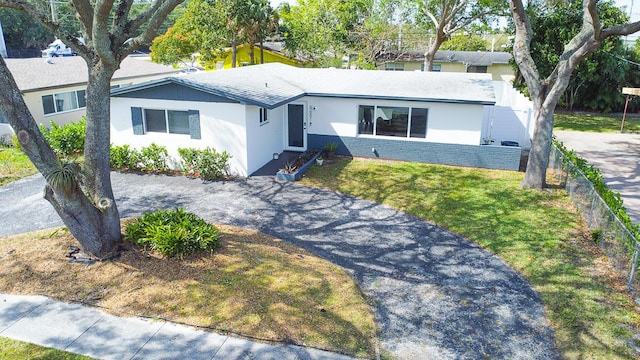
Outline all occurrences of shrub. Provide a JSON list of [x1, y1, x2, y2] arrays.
[[40, 118, 86, 156], [554, 138, 640, 241], [124, 208, 220, 258], [139, 143, 169, 172], [178, 147, 231, 180], [110, 144, 140, 170]]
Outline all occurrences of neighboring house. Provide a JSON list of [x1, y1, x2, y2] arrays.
[[211, 44, 301, 70], [0, 56, 179, 139], [377, 50, 514, 82], [111, 63, 526, 176]]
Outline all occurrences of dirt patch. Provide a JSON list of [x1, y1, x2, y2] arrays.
[[0, 225, 376, 357]]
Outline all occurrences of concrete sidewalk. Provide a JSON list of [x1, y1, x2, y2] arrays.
[[0, 293, 354, 360]]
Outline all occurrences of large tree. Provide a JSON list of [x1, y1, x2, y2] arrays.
[[279, 0, 372, 66], [511, 0, 640, 189], [0, 0, 185, 256], [151, 0, 275, 68], [417, 0, 506, 71], [512, 0, 630, 113]]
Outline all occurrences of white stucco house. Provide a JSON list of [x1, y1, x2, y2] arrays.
[[110, 63, 526, 176]]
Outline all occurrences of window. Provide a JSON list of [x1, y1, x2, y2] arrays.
[[467, 65, 487, 73], [259, 108, 268, 125], [0, 109, 7, 124], [431, 64, 442, 72], [358, 105, 428, 138], [384, 62, 404, 71], [144, 109, 190, 134], [42, 89, 86, 115]]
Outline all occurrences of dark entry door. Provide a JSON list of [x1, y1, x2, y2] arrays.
[[287, 104, 305, 150]]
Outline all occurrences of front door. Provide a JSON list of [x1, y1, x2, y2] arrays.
[[286, 103, 306, 151]]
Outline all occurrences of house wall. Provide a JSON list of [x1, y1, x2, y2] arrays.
[[212, 45, 299, 70], [481, 81, 533, 149], [308, 134, 521, 170], [245, 105, 285, 175], [304, 96, 483, 145], [300, 96, 522, 170], [0, 124, 12, 140], [25, 75, 172, 129], [111, 97, 250, 176]]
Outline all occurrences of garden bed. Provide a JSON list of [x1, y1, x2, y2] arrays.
[[276, 150, 323, 181]]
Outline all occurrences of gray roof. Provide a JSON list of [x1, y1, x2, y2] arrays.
[[5, 56, 179, 92], [111, 63, 496, 108], [380, 50, 512, 66]]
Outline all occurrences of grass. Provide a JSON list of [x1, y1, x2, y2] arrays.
[[0, 337, 93, 359], [300, 157, 640, 359], [0, 147, 37, 186], [554, 112, 640, 133], [0, 225, 376, 358]]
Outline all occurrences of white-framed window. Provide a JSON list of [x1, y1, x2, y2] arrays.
[[358, 105, 428, 138], [384, 62, 404, 71], [259, 108, 269, 125], [431, 64, 442, 72], [42, 89, 86, 115], [143, 108, 190, 134]]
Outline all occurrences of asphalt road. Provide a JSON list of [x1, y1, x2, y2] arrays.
[[554, 130, 640, 225]]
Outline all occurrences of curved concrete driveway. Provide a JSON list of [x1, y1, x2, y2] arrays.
[[0, 173, 559, 359]]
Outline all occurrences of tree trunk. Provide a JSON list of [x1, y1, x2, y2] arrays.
[[231, 37, 237, 68], [248, 44, 255, 64], [260, 36, 265, 64], [0, 56, 120, 257], [423, 33, 445, 72], [521, 94, 555, 189]]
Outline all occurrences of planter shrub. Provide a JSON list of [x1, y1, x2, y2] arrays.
[[124, 208, 220, 257], [40, 118, 86, 157], [178, 147, 231, 180]]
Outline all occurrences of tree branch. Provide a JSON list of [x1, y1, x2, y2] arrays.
[[120, 0, 185, 57], [510, 0, 541, 98]]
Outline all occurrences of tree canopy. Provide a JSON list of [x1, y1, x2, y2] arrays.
[[512, 0, 630, 113], [151, 0, 278, 68], [279, 0, 372, 66]]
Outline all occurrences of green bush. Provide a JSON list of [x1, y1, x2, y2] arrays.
[[110, 144, 140, 170], [554, 138, 640, 241], [40, 118, 86, 157], [178, 147, 231, 180], [124, 208, 220, 257], [139, 143, 169, 172], [110, 143, 168, 172]]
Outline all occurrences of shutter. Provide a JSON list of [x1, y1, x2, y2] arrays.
[[188, 110, 201, 139], [131, 107, 144, 135]]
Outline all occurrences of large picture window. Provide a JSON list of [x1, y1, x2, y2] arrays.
[[358, 105, 428, 138], [42, 89, 86, 115], [144, 109, 190, 134]]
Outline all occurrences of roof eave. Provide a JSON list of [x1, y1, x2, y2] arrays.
[[304, 92, 495, 106]]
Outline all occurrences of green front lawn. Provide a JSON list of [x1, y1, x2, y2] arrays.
[[301, 158, 640, 359], [554, 112, 640, 133], [0, 147, 37, 186], [0, 337, 92, 359]]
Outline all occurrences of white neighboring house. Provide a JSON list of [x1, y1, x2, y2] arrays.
[[0, 56, 179, 140], [111, 63, 527, 176]]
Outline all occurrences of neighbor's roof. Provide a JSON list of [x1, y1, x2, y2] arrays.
[[379, 50, 512, 66], [111, 62, 496, 109], [5, 56, 179, 93]]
